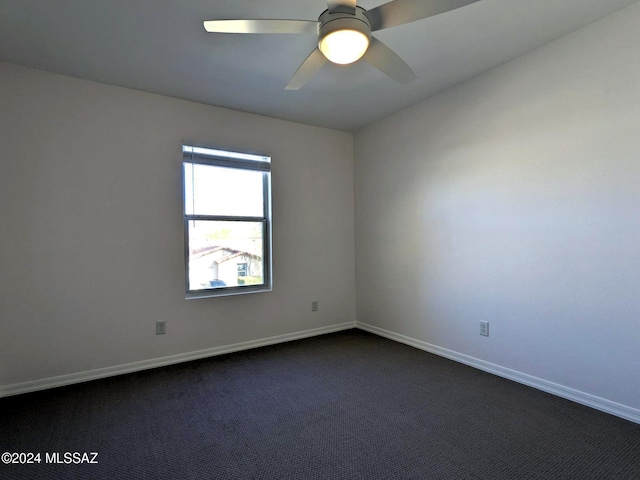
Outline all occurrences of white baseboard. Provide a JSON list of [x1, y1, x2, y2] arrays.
[[5, 320, 639, 425], [356, 321, 640, 425], [0, 321, 356, 398]]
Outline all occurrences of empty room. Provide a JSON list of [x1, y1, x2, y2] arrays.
[[1, 0, 639, 478]]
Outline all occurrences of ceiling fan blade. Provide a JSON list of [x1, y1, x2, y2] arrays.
[[364, 37, 416, 84], [366, 0, 480, 31], [285, 48, 328, 90], [204, 19, 318, 34], [327, 0, 357, 13]]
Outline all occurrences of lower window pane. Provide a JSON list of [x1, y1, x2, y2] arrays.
[[187, 220, 264, 291]]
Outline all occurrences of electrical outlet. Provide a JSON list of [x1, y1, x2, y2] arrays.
[[311, 300, 319, 312], [480, 321, 489, 337], [156, 321, 166, 335]]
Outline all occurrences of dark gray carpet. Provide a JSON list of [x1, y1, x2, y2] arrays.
[[1, 329, 639, 479]]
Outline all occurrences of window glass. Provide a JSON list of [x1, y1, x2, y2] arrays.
[[184, 163, 264, 217], [187, 220, 264, 291], [183, 144, 271, 298]]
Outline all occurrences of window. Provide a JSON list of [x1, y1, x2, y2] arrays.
[[183, 145, 272, 298], [237, 263, 248, 277]]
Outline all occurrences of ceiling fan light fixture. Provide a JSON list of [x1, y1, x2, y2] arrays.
[[205, 0, 483, 89], [317, 8, 372, 65], [319, 29, 370, 64]]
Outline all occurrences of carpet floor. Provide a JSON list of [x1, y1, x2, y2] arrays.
[[1, 329, 639, 479]]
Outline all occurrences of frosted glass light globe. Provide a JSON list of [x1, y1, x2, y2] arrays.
[[319, 29, 370, 65]]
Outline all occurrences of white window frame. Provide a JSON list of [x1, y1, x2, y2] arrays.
[[183, 144, 272, 299]]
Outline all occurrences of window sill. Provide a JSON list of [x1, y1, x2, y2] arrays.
[[185, 285, 272, 300]]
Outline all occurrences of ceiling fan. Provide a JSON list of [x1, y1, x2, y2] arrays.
[[204, 0, 480, 90]]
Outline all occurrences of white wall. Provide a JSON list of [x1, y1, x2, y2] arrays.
[[355, 3, 640, 414], [0, 62, 355, 387]]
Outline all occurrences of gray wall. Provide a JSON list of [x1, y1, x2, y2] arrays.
[[355, 4, 640, 412], [0, 62, 356, 386]]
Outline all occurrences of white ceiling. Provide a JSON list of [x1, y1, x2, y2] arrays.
[[1, 0, 638, 131]]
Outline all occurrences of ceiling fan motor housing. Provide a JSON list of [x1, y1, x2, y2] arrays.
[[318, 7, 372, 64]]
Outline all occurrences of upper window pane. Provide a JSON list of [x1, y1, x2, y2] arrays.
[[184, 163, 264, 217]]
